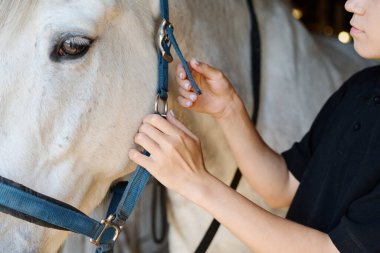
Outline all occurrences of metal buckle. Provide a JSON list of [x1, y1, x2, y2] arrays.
[[157, 19, 173, 63], [90, 215, 122, 247], [154, 94, 168, 117]]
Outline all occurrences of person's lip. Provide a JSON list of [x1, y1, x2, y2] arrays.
[[350, 24, 365, 35]]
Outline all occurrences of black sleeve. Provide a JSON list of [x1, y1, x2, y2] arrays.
[[281, 82, 349, 181], [329, 182, 380, 253]]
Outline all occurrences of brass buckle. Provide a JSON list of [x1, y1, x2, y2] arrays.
[[90, 215, 122, 247], [157, 19, 173, 63], [155, 94, 168, 117]]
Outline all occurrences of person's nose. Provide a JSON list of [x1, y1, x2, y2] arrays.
[[345, 0, 366, 15]]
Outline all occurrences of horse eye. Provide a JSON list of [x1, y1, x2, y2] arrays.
[[52, 35, 93, 61]]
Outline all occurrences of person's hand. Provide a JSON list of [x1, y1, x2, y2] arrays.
[[176, 59, 241, 119], [128, 111, 209, 196]]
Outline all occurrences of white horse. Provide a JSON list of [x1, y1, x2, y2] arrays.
[[0, 0, 373, 253]]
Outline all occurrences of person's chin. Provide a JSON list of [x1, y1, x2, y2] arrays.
[[353, 41, 380, 60]]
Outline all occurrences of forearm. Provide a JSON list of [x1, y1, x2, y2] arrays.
[[216, 95, 298, 207], [188, 174, 338, 253], [130, 108, 336, 253]]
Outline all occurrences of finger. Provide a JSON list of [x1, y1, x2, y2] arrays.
[[176, 63, 187, 80], [128, 149, 155, 171], [134, 132, 160, 155], [166, 110, 198, 140], [189, 58, 223, 81], [176, 77, 192, 91], [139, 123, 168, 145], [143, 114, 179, 136], [177, 96, 193, 109], [178, 87, 198, 102]]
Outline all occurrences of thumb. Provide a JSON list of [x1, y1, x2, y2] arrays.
[[167, 110, 198, 140], [189, 58, 222, 80]]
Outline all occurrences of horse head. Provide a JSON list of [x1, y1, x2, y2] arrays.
[[0, 1, 162, 251]]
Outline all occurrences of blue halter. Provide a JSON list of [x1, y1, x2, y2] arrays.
[[0, 1, 200, 252]]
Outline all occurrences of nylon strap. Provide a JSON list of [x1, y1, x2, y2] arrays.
[[167, 26, 201, 95], [0, 176, 104, 239], [157, 0, 170, 100], [113, 154, 151, 226]]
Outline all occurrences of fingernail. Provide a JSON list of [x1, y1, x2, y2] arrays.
[[184, 82, 190, 90], [169, 110, 175, 118], [185, 101, 192, 107], [190, 94, 197, 101], [179, 72, 185, 79]]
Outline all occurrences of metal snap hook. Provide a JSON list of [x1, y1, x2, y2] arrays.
[[157, 19, 173, 63]]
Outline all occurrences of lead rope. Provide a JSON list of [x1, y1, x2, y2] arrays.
[[195, 0, 261, 252]]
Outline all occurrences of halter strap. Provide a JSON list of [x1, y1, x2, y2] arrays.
[[0, 176, 105, 241]]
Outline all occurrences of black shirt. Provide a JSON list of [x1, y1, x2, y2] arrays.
[[282, 65, 380, 253]]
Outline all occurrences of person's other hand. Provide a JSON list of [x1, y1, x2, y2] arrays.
[[176, 59, 239, 119]]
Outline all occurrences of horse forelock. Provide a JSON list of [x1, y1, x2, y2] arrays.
[[0, 1, 38, 36]]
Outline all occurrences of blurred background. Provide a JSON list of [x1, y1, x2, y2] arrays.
[[290, 0, 353, 44]]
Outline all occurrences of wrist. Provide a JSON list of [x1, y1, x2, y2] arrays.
[[216, 94, 246, 123], [178, 171, 218, 205], [183, 172, 236, 214]]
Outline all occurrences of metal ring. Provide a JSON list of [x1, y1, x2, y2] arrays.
[[154, 94, 168, 117]]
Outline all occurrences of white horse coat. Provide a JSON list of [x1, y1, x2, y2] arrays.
[[0, 0, 373, 253]]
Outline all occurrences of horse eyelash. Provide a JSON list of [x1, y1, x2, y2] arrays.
[[66, 36, 92, 47], [50, 34, 93, 62]]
